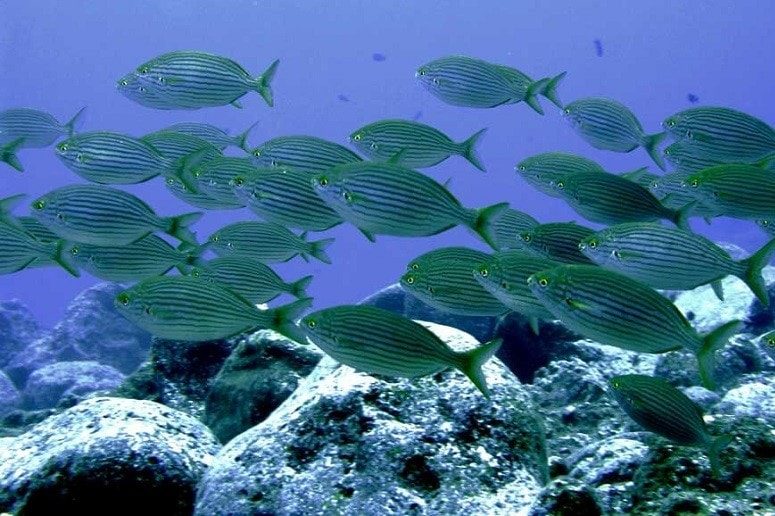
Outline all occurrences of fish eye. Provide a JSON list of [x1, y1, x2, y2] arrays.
[[211, 235, 219, 242], [664, 148, 671, 156], [253, 149, 262, 157], [166, 177, 175, 185], [70, 247, 79, 255], [138, 66, 149, 74], [318, 176, 329, 187], [119, 79, 128, 86], [521, 234, 532, 243], [690, 179, 699, 188], [418, 69, 427, 76], [556, 181, 564, 189], [588, 240, 597, 249], [306, 319, 317, 329], [538, 278, 549, 287], [563, 108, 571, 115], [192, 270, 200, 277], [343, 191, 353, 202], [650, 181, 659, 189], [353, 134, 362, 142], [405, 275, 415, 285], [117, 293, 130, 305], [410, 263, 419, 270], [57, 143, 68, 152], [32, 200, 46, 210], [518, 165, 526, 171], [479, 267, 489, 277], [233, 177, 244, 187], [667, 120, 675, 128]]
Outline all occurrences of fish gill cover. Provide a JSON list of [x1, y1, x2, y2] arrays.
[[0, 2, 773, 514]]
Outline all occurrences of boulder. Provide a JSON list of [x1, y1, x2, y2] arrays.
[[0, 371, 20, 417], [22, 361, 125, 410], [0, 397, 220, 515], [0, 299, 41, 369], [195, 322, 548, 515]]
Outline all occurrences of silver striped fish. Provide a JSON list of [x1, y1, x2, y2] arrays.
[[349, 119, 487, 171], [683, 164, 775, 220], [115, 276, 312, 342], [70, 234, 195, 282], [473, 250, 560, 334], [141, 130, 222, 162], [400, 247, 507, 316], [313, 161, 507, 247], [482, 208, 539, 251], [663, 141, 727, 173], [496, 66, 567, 112], [554, 171, 692, 228], [55, 132, 172, 184], [528, 264, 742, 389], [164, 170, 245, 210], [580, 223, 775, 304], [189, 257, 312, 304], [0, 223, 78, 277], [300, 305, 503, 397], [516, 152, 606, 198], [610, 374, 732, 476], [251, 135, 362, 171], [663, 106, 775, 162], [191, 156, 256, 205], [563, 97, 667, 170], [0, 107, 85, 148], [14, 216, 61, 268], [116, 72, 179, 110], [230, 168, 344, 231], [31, 184, 202, 245], [119, 51, 279, 109], [206, 221, 334, 264], [647, 171, 718, 220], [165, 121, 256, 151], [515, 222, 596, 264]]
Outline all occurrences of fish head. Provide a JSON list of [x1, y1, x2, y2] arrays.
[[661, 112, 687, 137], [206, 231, 235, 254], [229, 173, 255, 202], [250, 145, 273, 167], [54, 137, 87, 167], [515, 228, 546, 256], [578, 231, 616, 265], [608, 375, 640, 408], [348, 129, 376, 155], [763, 331, 775, 347], [515, 158, 565, 196], [472, 258, 507, 294], [662, 142, 684, 167], [561, 103, 583, 128], [114, 286, 157, 325], [757, 219, 775, 235], [526, 266, 573, 306], [300, 309, 340, 347], [31, 193, 68, 230], [399, 267, 438, 301], [415, 64, 443, 92], [311, 172, 355, 214], [68, 244, 96, 268]]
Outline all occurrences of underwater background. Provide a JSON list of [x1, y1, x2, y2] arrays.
[[1, 1, 774, 515]]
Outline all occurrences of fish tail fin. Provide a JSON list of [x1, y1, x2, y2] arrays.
[[541, 71, 567, 108], [0, 193, 26, 222], [642, 131, 668, 171], [304, 234, 335, 264], [64, 106, 87, 137], [288, 275, 313, 298], [697, 320, 743, 390], [253, 59, 280, 107], [736, 237, 775, 306], [1, 138, 25, 172], [235, 121, 258, 152], [671, 200, 696, 231], [52, 240, 80, 277], [165, 212, 203, 244], [269, 297, 313, 343], [468, 202, 509, 250], [457, 338, 502, 398], [524, 78, 548, 115], [708, 434, 733, 477], [458, 128, 487, 172]]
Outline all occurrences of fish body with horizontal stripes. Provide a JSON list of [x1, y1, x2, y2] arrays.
[[206, 221, 334, 264], [115, 276, 312, 342], [555, 171, 692, 228], [528, 264, 742, 389], [55, 132, 172, 184], [610, 374, 732, 476], [31, 184, 202, 245], [349, 119, 487, 171], [683, 164, 775, 220], [119, 51, 279, 109], [251, 135, 362, 171], [116, 72, 181, 110], [12, 216, 61, 268], [191, 156, 256, 205], [473, 251, 559, 334], [400, 247, 507, 316], [70, 234, 195, 282], [663, 141, 727, 173], [516, 152, 606, 198], [300, 305, 502, 397], [165, 121, 256, 151], [163, 170, 244, 210], [580, 223, 775, 304], [515, 222, 596, 264], [647, 171, 718, 219], [663, 106, 775, 162], [563, 97, 666, 170], [231, 168, 344, 231], [0, 107, 85, 147], [189, 257, 312, 304], [312, 161, 507, 247], [416, 56, 542, 112], [141, 130, 222, 162], [495, 65, 567, 112], [0, 223, 79, 277], [482, 208, 539, 251]]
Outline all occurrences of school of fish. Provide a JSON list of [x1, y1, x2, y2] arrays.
[[2, 51, 774, 475]]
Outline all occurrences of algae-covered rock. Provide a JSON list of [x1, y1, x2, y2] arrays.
[[0, 299, 41, 369], [22, 360, 125, 410], [0, 371, 20, 418], [195, 322, 547, 515], [0, 397, 220, 515]]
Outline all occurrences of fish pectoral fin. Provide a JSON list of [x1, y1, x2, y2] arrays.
[[358, 227, 376, 242], [564, 297, 590, 310], [231, 100, 244, 109]]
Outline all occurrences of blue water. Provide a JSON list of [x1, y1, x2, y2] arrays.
[[1, 0, 773, 326]]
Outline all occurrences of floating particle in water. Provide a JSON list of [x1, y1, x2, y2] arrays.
[[687, 93, 699, 104], [411, 111, 423, 121], [372, 53, 386, 62], [337, 94, 350, 102], [593, 39, 603, 57]]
